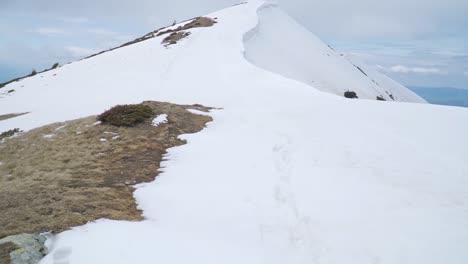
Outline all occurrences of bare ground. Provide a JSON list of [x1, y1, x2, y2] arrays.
[[0, 113, 28, 122], [0, 242, 17, 264], [0, 101, 213, 239], [160, 17, 217, 46], [157, 17, 217, 37]]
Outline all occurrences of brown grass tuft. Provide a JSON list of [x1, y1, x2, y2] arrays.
[[0, 242, 17, 264], [97, 104, 155, 127]]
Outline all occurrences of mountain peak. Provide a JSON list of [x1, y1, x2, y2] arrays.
[[1, 2, 467, 264]]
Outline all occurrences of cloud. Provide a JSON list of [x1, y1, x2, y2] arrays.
[[385, 65, 442, 74], [58, 16, 89, 24], [276, 0, 468, 41], [3, 0, 468, 41], [87, 28, 131, 41], [65, 46, 97, 58], [87, 29, 119, 35], [1, 0, 467, 88], [31, 27, 65, 35], [464, 72, 468, 77]]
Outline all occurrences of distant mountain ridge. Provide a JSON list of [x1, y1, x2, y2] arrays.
[[409, 86, 468, 108]]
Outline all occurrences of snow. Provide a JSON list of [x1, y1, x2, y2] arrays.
[[243, 4, 425, 103], [0, 1, 466, 264], [186, 108, 211, 115], [152, 114, 168, 127], [54, 125, 66, 131]]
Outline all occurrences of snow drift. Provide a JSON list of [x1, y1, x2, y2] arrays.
[[0, 1, 467, 264]]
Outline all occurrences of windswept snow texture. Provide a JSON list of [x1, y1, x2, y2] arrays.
[[0, 1, 467, 264], [244, 4, 426, 103]]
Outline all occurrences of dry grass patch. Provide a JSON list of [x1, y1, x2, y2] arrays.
[[0, 101, 213, 239], [159, 17, 217, 46], [0, 113, 28, 121], [162, 32, 192, 46], [84, 16, 217, 60], [0, 242, 17, 264], [157, 17, 217, 37]]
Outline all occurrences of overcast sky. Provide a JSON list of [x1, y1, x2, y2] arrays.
[[1, 0, 467, 88]]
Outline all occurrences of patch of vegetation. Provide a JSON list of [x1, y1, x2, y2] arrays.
[[97, 104, 155, 127], [0, 113, 29, 121], [344, 90, 359, 99], [354, 65, 368, 76], [0, 101, 212, 239], [157, 17, 217, 37], [85, 17, 217, 60], [30, 70, 37, 76], [376, 96, 386, 101], [51, 63, 59, 69], [162, 31, 191, 46], [0, 77, 21, 89], [0, 128, 21, 140], [0, 242, 18, 264]]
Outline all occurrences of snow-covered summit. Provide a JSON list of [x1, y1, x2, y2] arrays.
[[0, 2, 424, 133], [1, 1, 467, 264], [244, 3, 425, 102]]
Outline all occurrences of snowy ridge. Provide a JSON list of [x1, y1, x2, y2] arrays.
[[0, 1, 467, 264], [244, 3, 425, 103], [344, 54, 426, 102]]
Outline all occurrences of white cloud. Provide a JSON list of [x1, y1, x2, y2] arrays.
[[65, 46, 98, 58], [31, 27, 65, 35], [387, 65, 442, 74]]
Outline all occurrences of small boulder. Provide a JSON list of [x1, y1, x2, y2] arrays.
[[0, 234, 48, 264]]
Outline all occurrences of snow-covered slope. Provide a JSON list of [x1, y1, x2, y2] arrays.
[[244, 4, 425, 102], [1, 1, 467, 264]]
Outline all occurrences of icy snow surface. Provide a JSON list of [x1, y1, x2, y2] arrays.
[[0, 1, 467, 264]]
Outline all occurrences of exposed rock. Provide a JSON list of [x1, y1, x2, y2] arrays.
[[0, 234, 47, 264]]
